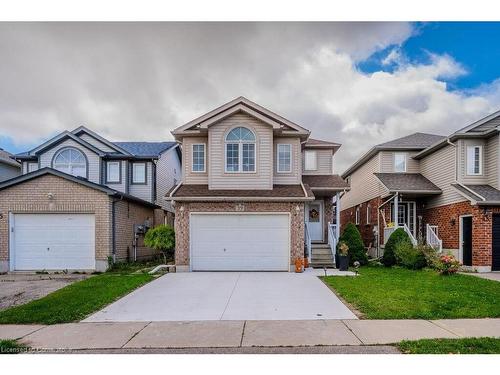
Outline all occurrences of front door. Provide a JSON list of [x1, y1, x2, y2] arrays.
[[461, 216, 473, 266], [306, 201, 323, 242], [492, 215, 500, 271]]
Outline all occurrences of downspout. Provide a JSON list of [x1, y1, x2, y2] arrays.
[[447, 139, 458, 182], [111, 199, 116, 263]]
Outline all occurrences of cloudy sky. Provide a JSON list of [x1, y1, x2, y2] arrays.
[[1, 22, 500, 172]]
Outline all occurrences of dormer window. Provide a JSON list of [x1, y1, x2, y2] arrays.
[[53, 147, 87, 178], [467, 145, 482, 175], [225, 127, 256, 173], [394, 153, 407, 173]]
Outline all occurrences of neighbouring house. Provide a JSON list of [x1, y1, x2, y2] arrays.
[[0, 126, 181, 272], [0, 148, 21, 182], [167, 97, 349, 272], [341, 110, 500, 272]]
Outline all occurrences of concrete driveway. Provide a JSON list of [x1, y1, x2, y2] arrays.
[[84, 272, 357, 322]]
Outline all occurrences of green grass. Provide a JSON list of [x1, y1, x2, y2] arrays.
[[0, 340, 29, 354], [398, 337, 500, 354], [0, 267, 154, 325], [322, 266, 500, 319]]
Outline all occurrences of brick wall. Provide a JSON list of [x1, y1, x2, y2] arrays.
[[174, 201, 305, 269], [423, 200, 497, 268], [113, 200, 157, 262], [340, 196, 382, 246], [0, 174, 112, 270]]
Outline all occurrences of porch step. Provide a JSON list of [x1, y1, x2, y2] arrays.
[[312, 254, 334, 262], [311, 243, 331, 249], [310, 263, 336, 269], [311, 248, 332, 256]]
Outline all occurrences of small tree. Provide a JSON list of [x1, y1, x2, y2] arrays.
[[144, 224, 175, 263], [382, 228, 411, 267], [338, 223, 368, 265]]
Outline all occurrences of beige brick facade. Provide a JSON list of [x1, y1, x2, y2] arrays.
[[0, 174, 160, 272], [174, 201, 305, 270]]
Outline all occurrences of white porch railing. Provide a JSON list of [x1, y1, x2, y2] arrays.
[[383, 227, 396, 245], [305, 222, 312, 265], [383, 225, 417, 246], [403, 224, 418, 246], [426, 224, 443, 252], [327, 222, 337, 265]]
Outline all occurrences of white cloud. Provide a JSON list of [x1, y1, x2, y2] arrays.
[[0, 22, 498, 172]]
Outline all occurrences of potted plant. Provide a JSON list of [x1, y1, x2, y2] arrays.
[[338, 241, 349, 271]]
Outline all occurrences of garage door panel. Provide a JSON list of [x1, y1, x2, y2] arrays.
[[13, 214, 95, 270], [191, 213, 290, 271]]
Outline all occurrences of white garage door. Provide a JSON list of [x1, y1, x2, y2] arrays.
[[190, 213, 290, 271], [11, 213, 95, 270]]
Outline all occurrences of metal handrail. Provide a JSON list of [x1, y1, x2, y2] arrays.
[[426, 224, 443, 252], [304, 222, 312, 265], [327, 222, 337, 265]]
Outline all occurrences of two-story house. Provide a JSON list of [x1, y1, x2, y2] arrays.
[[0, 148, 21, 182], [167, 97, 349, 272], [341, 110, 500, 272], [0, 126, 181, 272]]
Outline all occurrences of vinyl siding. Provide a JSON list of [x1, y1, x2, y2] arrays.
[[486, 135, 499, 189], [302, 149, 333, 175], [208, 113, 273, 190], [341, 154, 381, 210], [182, 136, 209, 185], [129, 161, 153, 202], [104, 160, 127, 193], [457, 139, 488, 184], [420, 143, 465, 208], [273, 137, 301, 184], [0, 163, 21, 182], [38, 139, 101, 184], [156, 147, 181, 212], [379, 151, 420, 173], [78, 133, 116, 152]]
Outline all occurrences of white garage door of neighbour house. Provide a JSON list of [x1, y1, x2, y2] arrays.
[[190, 213, 290, 271], [11, 213, 95, 271]]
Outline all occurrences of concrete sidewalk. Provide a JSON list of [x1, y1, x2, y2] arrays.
[[1, 318, 499, 350]]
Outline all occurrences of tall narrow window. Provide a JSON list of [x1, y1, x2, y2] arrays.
[[366, 205, 371, 224], [304, 150, 317, 171], [225, 127, 256, 173], [192, 144, 206, 172], [355, 206, 360, 225], [106, 161, 120, 183], [132, 162, 146, 184], [394, 153, 407, 172], [467, 145, 482, 175], [277, 144, 292, 173]]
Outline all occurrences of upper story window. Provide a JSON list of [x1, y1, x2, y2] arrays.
[[106, 161, 121, 183], [192, 144, 206, 173], [225, 127, 256, 173], [467, 145, 482, 175], [277, 144, 292, 173], [394, 152, 407, 172], [53, 147, 87, 178], [304, 150, 317, 171], [132, 162, 147, 184]]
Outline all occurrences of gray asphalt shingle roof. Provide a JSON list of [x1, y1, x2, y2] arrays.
[[452, 184, 500, 203], [377, 133, 446, 148], [0, 149, 21, 167], [112, 142, 176, 156], [374, 173, 441, 194]]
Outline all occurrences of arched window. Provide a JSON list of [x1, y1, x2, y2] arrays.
[[225, 127, 256, 172], [53, 148, 87, 178]]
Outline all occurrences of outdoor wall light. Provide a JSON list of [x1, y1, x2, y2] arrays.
[[450, 218, 456, 226], [47, 192, 54, 200]]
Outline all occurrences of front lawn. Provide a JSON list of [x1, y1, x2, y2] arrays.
[[322, 266, 500, 319], [0, 266, 155, 325], [398, 337, 500, 354]]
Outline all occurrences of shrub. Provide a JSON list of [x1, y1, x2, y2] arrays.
[[144, 225, 175, 262], [382, 228, 411, 267], [394, 241, 427, 270], [338, 223, 368, 265], [435, 254, 461, 275]]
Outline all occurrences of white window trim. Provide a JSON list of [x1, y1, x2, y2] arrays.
[[277, 144, 292, 173], [106, 161, 121, 183], [466, 145, 483, 176], [132, 162, 147, 184], [394, 152, 407, 173], [304, 150, 317, 171], [191, 143, 206, 173], [355, 206, 360, 225], [224, 128, 257, 174], [366, 205, 371, 224]]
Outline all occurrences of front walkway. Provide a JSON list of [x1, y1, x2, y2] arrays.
[[2, 318, 499, 350], [461, 272, 500, 282], [84, 271, 357, 322]]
